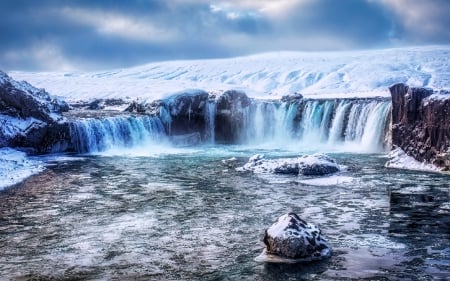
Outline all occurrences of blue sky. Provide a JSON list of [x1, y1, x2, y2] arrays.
[[1, 0, 449, 71]]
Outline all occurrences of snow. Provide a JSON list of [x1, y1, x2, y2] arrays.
[[0, 148, 45, 190], [0, 114, 45, 139], [385, 147, 442, 172], [8, 45, 450, 102]]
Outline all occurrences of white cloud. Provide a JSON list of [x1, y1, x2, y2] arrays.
[[59, 7, 174, 43], [3, 41, 74, 71], [378, 0, 450, 41]]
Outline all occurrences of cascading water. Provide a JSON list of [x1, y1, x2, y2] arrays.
[[205, 101, 216, 144], [70, 115, 167, 153], [68, 96, 392, 154], [237, 98, 392, 152]]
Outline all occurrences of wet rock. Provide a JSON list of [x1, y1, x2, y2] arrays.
[[256, 213, 332, 262], [215, 90, 251, 143], [159, 90, 210, 140], [390, 83, 450, 170], [236, 153, 340, 176]]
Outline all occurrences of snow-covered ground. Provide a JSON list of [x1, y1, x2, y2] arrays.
[[9, 45, 450, 102], [0, 148, 45, 190], [385, 147, 442, 172]]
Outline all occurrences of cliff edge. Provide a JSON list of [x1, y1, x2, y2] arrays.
[[389, 83, 450, 171]]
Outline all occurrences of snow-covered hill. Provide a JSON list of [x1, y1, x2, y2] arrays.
[[9, 45, 450, 102]]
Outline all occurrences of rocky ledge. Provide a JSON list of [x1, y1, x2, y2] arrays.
[[389, 83, 450, 171]]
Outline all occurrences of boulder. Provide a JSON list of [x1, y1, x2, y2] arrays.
[[236, 153, 340, 176], [256, 213, 332, 262]]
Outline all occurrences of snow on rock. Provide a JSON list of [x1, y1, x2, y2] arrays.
[[9, 46, 450, 102], [255, 213, 332, 263], [236, 153, 340, 176], [0, 148, 45, 190], [385, 147, 442, 172]]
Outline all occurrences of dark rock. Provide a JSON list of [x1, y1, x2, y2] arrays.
[[159, 90, 210, 140], [390, 83, 450, 170], [0, 71, 71, 153], [215, 90, 251, 143], [260, 213, 332, 261]]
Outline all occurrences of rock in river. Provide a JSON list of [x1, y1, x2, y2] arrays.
[[255, 213, 332, 263]]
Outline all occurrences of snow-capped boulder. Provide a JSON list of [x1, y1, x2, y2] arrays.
[[256, 213, 332, 263], [236, 153, 340, 176], [0, 71, 70, 153]]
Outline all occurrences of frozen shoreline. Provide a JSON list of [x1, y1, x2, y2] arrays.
[[385, 147, 442, 173], [0, 148, 45, 191]]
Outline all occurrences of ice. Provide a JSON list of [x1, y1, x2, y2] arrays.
[[0, 148, 45, 190], [9, 46, 450, 103]]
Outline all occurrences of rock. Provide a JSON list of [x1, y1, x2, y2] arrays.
[[389, 83, 450, 171], [0, 71, 71, 153], [215, 90, 251, 143], [256, 213, 332, 262], [236, 153, 340, 176], [159, 90, 210, 140]]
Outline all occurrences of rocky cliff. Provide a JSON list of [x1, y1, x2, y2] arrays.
[[0, 71, 71, 153], [389, 83, 450, 170]]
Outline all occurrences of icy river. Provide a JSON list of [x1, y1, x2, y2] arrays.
[[0, 145, 449, 280]]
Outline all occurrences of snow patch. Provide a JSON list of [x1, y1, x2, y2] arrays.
[[0, 148, 45, 190], [385, 147, 442, 172]]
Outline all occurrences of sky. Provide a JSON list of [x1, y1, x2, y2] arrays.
[[1, 0, 449, 71]]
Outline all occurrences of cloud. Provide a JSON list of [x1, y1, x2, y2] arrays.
[[378, 0, 450, 43], [0, 0, 448, 71]]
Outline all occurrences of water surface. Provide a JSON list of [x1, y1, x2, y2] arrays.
[[0, 147, 449, 280]]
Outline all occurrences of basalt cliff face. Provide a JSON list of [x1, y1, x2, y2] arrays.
[[390, 83, 450, 170]]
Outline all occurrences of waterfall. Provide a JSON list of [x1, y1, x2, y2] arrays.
[[70, 115, 167, 153], [205, 101, 216, 144], [236, 98, 391, 152]]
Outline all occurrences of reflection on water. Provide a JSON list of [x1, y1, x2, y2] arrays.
[[0, 148, 449, 280]]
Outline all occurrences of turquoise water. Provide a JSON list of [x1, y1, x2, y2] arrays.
[[0, 146, 449, 280]]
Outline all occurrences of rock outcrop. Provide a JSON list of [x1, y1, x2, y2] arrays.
[[255, 213, 332, 263], [0, 71, 70, 153], [389, 83, 450, 170], [215, 90, 251, 143], [158, 90, 211, 141]]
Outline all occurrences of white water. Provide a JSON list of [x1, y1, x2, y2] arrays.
[[70, 115, 166, 154]]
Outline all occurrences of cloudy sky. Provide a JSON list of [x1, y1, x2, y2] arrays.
[[1, 0, 449, 71]]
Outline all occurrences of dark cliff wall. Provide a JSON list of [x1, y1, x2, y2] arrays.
[[390, 83, 450, 170]]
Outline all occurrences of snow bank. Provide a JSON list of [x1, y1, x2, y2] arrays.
[[9, 45, 450, 102], [385, 147, 442, 172], [0, 148, 45, 190]]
